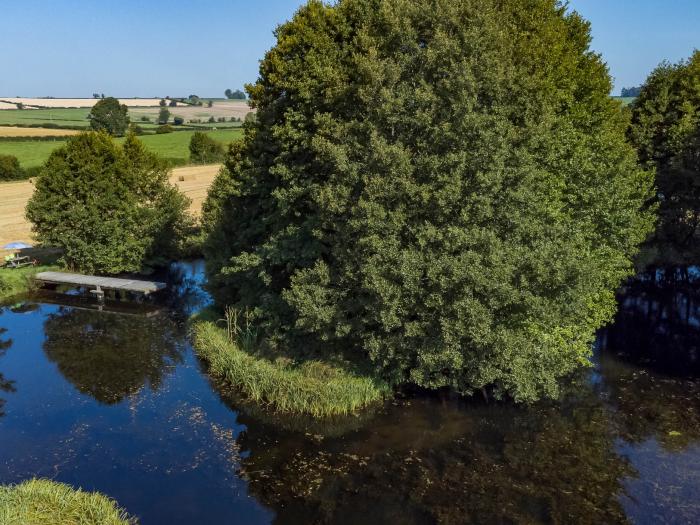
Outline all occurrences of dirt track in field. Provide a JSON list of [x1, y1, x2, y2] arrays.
[[0, 126, 81, 137], [0, 164, 220, 253]]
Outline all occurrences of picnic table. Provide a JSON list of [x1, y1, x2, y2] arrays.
[[3, 255, 35, 269]]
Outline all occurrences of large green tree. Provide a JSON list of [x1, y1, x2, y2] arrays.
[[629, 51, 700, 257], [203, 0, 655, 401], [88, 96, 130, 136], [26, 132, 190, 274]]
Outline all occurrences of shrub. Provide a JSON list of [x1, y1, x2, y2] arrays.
[[173, 116, 185, 126], [202, 0, 655, 402], [0, 479, 134, 525], [140, 115, 151, 122], [26, 131, 190, 274], [0, 154, 24, 181], [208, 116, 216, 123], [192, 316, 387, 417], [189, 132, 224, 164], [88, 97, 129, 136], [155, 124, 173, 134], [157, 107, 170, 125]]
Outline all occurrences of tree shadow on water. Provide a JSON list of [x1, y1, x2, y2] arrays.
[[41, 307, 185, 405]]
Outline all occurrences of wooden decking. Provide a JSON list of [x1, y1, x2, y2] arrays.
[[35, 271, 167, 296]]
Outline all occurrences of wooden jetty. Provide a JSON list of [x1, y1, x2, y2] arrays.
[[34, 271, 167, 299]]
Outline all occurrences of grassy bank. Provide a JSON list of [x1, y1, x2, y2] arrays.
[[191, 317, 388, 418], [0, 479, 134, 525], [0, 128, 243, 168], [0, 265, 58, 302]]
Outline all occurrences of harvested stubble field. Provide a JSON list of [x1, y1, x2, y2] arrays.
[[129, 100, 251, 123], [0, 164, 221, 253], [0, 126, 80, 137], [0, 98, 166, 108]]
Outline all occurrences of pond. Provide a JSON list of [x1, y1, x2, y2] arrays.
[[1, 262, 699, 524]]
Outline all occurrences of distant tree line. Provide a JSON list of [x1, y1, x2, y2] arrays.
[[621, 86, 642, 98], [224, 89, 246, 100]]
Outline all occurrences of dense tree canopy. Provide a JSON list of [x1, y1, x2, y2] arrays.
[[26, 132, 190, 274], [88, 96, 129, 136], [189, 132, 225, 164], [203, 0, 655, 401], [629, 51, 700, 257]]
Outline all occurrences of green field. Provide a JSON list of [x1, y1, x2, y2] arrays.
[[0, 129, 243, 168], [0, 107, 93, 128]]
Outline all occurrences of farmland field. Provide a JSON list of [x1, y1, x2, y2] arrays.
[[0, 128, 243, 168], [0, 126, 81, 137], [0, 164, 221, 251]]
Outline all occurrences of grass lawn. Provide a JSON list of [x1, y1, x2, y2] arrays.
[[0, 129, 243, 168], [0, 479, 134, 525]]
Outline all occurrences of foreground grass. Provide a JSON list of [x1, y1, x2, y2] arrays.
[[0, 479, 134, 525], [0, 129, 243, 168], [191, 318, 388, 418], [0, 265, 58, 302]]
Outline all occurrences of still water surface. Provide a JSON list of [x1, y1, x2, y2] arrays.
[[0, 262, 699, 524]]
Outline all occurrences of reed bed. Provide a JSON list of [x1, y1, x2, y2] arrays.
[[0, 479, 135, 525], [192, 319, 387, 418]]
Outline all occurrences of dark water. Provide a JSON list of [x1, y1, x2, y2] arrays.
[[1, 262, 699, 524]]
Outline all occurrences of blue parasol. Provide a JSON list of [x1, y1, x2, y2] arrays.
[[2, 242, 33, 250]]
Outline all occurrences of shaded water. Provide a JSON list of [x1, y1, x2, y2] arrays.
[[0, 262, 699, 524]]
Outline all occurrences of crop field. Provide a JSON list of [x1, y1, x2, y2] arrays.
[[129, 100, 251, 126], [0, 128, 243, 168], [0, 126, 81, 137], [0, 107, 93, 128], [0, 97, 166, 108], [0, 164, 221, 251]]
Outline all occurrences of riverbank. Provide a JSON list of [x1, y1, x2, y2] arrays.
[[191, 315, 388, 417], [0, 264, 59, 302], [0, 479, 134, 525]]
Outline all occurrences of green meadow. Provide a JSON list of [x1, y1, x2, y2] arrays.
[[0, 128, 243, 168]]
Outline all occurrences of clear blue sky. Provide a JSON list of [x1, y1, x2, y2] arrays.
[[0, 0, 697, 98]]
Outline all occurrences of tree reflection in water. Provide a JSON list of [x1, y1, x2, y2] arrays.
[[42, 307, 184, 404], [235, 387, 632, 525]]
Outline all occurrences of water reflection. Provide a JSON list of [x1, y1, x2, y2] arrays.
[[0, 324, 15, 417], [236, 388, 633, 525], [42, 307, 185, 404]]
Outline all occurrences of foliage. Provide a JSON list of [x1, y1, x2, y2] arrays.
[[169, 99, 178, 107], [207, 100, 213, 108], [202, 0, 655, 402], [88, 97, 129, 136], [25, 132, 190, 274], [225, 89, 247, 100], [189, 131, 225, 164], [621, 86, 642, 98], [629, 51, 700, 259], [159, 98, 167, 107], [0, 479, 134, 525], [0, 265, 59, 302], [173, 116, 185, 126], [0, 154, 24, 181], [191, 316, 387, 417], [157, 107, 170, 125]]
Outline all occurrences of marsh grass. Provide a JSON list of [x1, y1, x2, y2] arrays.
[[191, 315, 388, 418], [0, 479, 135, 525]]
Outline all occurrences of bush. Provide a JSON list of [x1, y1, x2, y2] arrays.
[[0, 479, 133, 525], [157, 107, 170, 125], [208, 116, 216, 123], [192, 316, 387, 417], [89, 97, 129, 136], [155, 124, 173, 134], [140, 115, 151, 122], [189, 131, 224, 163], [173, 116, 185, 126], [202, 0, 655, 402], [26, 131, 190, 274], [0, 154, 24, 181]]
